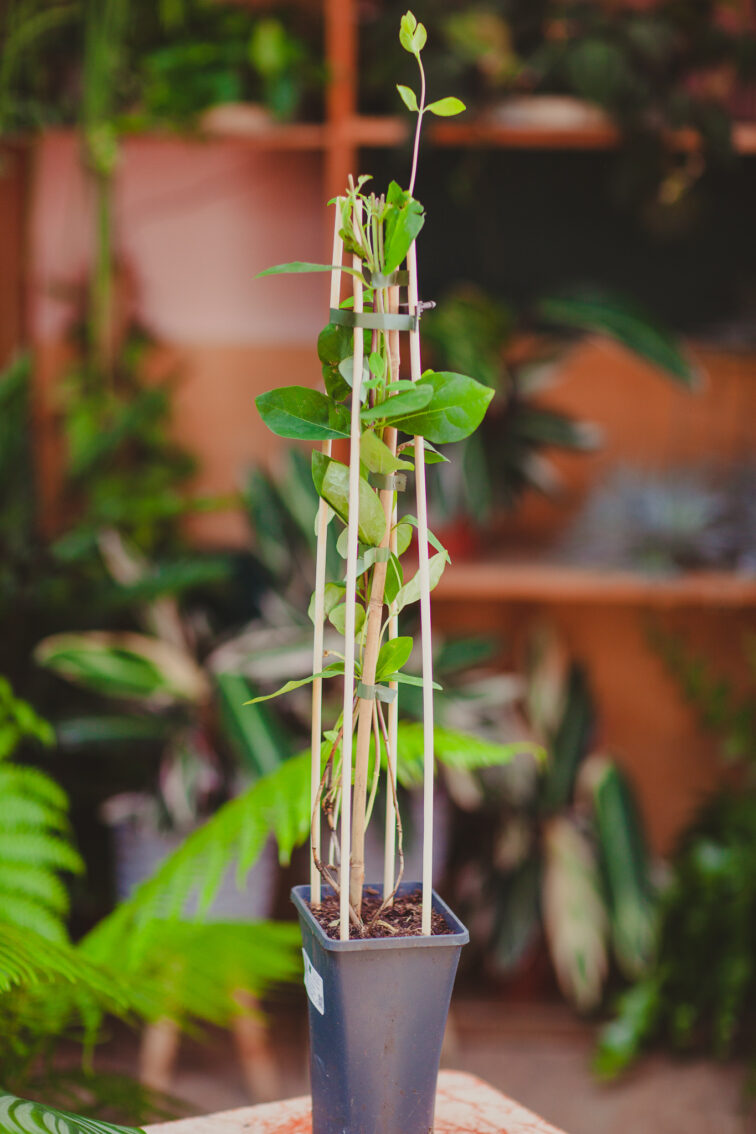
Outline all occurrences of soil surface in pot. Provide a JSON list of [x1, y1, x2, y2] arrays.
[[309, 888, 453, 940]]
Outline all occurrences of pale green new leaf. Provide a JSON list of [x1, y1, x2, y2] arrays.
[[426, 96, 465, 117], [393, 550, 449, 614], [312, 452, 387, 547], [396, 84, 418, 112]]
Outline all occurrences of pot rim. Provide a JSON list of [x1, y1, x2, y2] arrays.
[[291, 881, 469, 952]]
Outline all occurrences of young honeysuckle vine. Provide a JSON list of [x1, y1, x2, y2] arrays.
[[396, 11, 466, 196], [251, 12, 493, 938]]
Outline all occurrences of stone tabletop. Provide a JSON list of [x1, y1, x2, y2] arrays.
[[145, 1070, 565, 1134]]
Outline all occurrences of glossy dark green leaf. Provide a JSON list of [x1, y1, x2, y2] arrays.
[[389, 371, 494, 443], [256, 387, 350, 441], [384, 552, 404, 605], [311, 452, 387, 547]]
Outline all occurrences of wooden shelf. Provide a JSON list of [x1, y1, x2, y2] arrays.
[[347, 114, 756, 155], [435, 560, 756, 608]]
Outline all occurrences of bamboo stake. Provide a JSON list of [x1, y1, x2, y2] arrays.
[[310, 203, 344, 903], [407, 240, 435, 936], [349, 297, 398, 913], [383, 285, 401, 903], [339, 197, 364, 942]]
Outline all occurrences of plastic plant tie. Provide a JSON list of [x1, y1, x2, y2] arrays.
[[330, 307, 417, 332], [364, 268, 410, 288], [356, 681, 397, 704], [372, 473, 407, 493]]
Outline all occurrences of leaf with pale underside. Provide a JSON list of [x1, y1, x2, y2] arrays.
[[311, 452, 387, 547]]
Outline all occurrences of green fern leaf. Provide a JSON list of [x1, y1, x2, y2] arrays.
[[1, 793, 70, 833], [0, 893, 69, 943], [0, 832, 84, 874], [0, 766, 68, 810], [0, 864, 69, 914]]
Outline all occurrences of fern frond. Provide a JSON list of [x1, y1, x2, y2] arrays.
[[81, 752, 311, 962], [0, 832, 84, 874], [0, 765, 68, 810], [0, 894, 68, 944], [0, 924, 131, 1009], [119, 921, 302, 1025], [1, 793, 70, 833], [0, 864, 69, 915]]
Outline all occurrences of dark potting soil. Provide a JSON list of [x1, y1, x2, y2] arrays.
[[309, 888, 453, 940]]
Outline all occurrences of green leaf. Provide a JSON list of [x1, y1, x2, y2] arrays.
[[376, 636, 413, 681], [360, 430, 413, 475], [421, 440, 450, 464], [0, 1091, 141, 1134], [35, 633, 208, 706], [426, 96, 466, 117], [256, 387, 350, 441], [401, 514, 449, 557], [383, 181, 425, 275], [256, 260, 364, 282], [394, 522, 413, 556], [368, 351, 386, 380], [393, 550, 449, 614], [328, 602, 366, 637], [338, 356, 370, 401], [308, 581, 345, 625], [383, 672, 442, 690], [312, 452, 388, 547], [360, 385, 432, 426], [536, 293, 701, 388], [384, 552, 404, 605], [389, 370, 494, 443], [399, 11, 417, 53], [318, 322, 366, 401], [243, 663, 344, 704], [396, 84, 418, 112]]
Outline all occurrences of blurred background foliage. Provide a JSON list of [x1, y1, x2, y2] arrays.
[[0, 0, 754, 1125]]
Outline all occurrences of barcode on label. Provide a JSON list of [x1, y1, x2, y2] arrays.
[[302, 949, 324, 1014]]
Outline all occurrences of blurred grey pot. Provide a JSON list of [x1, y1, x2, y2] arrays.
[[106, 795, 275, 918], [291, 882, 468, 1134]]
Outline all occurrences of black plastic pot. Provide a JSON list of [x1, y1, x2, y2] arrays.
[[291, 881, 469, 1134]]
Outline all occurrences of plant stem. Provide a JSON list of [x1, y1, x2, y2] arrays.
[[408, 55, 426, 198], [349, 289, 399, 914]]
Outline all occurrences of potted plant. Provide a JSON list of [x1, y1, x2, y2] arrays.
[[252, 13, 498, 1133]]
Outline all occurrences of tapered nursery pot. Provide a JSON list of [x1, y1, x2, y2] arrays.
[[291, 882, 469, 1134]]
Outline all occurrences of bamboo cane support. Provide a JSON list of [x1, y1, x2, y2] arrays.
[[407, 240, 435, 936], [348, 290, 399, 913], [339, 198, 364, 941], [383, 285, 401, 903], [310, 204, 344, 903]]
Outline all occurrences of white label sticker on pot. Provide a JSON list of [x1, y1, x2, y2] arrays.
[[302, 949, 324, 1015]]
